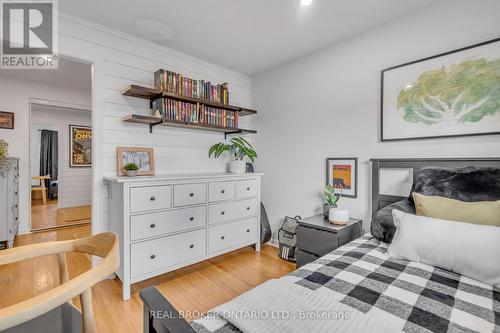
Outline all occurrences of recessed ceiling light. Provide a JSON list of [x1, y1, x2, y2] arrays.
[[134, 19, 173, 42], [300, 0, 312, 6]]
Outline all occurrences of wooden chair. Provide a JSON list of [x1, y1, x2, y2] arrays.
[[0, 233, 119, 333], [31, 175, 50, 205]]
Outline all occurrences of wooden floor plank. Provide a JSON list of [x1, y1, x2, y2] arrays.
[[0, 226, 295, 332]]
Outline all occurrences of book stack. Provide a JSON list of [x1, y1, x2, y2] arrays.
[[154, 69, 229, 105], [152, 98, 239, 128]]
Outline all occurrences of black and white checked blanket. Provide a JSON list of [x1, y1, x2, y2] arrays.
[[192, 235, 500, 333]]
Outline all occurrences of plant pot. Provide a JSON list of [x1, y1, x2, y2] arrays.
[[229, 160, 246, 174], [126, 170, 138, 177], [323, 203, 337, 217]]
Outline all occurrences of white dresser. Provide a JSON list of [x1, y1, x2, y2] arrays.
[[0, 158, 20, 249], [105, 173, 263, 300]]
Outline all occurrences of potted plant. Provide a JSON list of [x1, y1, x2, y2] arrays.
[[0, 139, 7, 160], [208, 137, 257, 174], [124, 162, 139, 177], [323, 184, 341, 217]]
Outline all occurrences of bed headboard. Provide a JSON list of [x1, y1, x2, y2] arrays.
[[370, 158, 500, 217]]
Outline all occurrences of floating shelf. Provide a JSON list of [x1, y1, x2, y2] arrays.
[[123, 85, 257, 115], [122, 84, 257, 136]]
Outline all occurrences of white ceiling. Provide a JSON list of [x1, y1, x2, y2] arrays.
[[61, 0, 438, 75]]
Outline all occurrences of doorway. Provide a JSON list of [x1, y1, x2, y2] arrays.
[[30, 103, 92, 231]]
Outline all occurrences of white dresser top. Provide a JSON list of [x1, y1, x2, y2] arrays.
[[104, 172, 263, 183]]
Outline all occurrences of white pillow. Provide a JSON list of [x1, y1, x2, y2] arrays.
[[388, 209, 500, 287]]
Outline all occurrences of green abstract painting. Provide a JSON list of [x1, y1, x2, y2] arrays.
[[397, 57, 500, 125]]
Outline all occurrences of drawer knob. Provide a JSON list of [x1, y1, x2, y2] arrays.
[[189, 192, 194, 197], [189, 244, 194, 249], [150, 254, 156, 259], [189, 217, 194, 221], [246, 207, 250, 210], [150, 196, 156, 201], [221, 236, 225, 240], [246, 229, 250, 233], [221, 211, 225, 215], [246, 187, 250, 191], [221, 189, 225, 194], [150, 223, 156, 228]]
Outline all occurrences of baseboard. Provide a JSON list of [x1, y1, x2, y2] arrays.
[[266, 238, 279, 248]]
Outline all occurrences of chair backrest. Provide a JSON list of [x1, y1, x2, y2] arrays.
[[0, 233, 120, 333]]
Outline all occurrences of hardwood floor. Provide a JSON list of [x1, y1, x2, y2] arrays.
[[31, 199, 91, 231], [0, 226, 295, 332]]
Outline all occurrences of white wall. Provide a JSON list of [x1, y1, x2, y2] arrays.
[[0, 12, 253, 235], [251, 0, 500, 235], [0, 75, 91, 233], [31, 105, 92, 209]]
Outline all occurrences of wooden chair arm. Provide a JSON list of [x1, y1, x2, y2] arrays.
[[0, 233, 119, 331]]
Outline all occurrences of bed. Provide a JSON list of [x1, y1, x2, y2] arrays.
[[141, 158, 500, 333]]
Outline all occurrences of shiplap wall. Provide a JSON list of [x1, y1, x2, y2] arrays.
[[31, 106, 92, 208], [2, 12, 253, 234]]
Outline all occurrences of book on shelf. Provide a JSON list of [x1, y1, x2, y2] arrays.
[[154, 69, 229, 105], [152, 98, 239, 129]]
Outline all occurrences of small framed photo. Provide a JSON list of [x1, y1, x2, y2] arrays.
[[326, 158, 358, 198], [0, 111, 14, 129], [70, 125, 92, 167], [116, 147, 155, 176]]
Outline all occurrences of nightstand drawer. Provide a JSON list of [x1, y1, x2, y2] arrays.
[[130, 185, 172, 213], [296, 249, 319, 268], [173, 183, 206, 207], [209, 181, 235, 202], [297, 225, 339, 257]]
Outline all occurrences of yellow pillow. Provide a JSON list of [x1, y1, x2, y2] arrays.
[[413, 192, 500, 227]]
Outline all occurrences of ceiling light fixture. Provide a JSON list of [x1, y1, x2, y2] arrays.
[[134, 19, 173, 42], [300, 0, 312, 6]]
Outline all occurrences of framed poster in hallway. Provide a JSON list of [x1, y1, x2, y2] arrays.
[[69, 125, 92, 167], [326, 158, 357, 198]]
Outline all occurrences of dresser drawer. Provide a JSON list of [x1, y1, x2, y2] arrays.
[[235, 179, 258, 198], [209, 199, 258, 225], [208, 218, 257, 254], [209, 181, 235, 202], [130, 186, 172, 213], [130, 229, 206, 278], [173, 183, 207, 207], [130, 206, 206, 241]]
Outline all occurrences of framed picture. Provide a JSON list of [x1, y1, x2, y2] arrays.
[[326, 158, 357, 198], [69, 125, 92, 167], [381, 37, 500, 141], [116, 147, 155, 176], [0, 111, 14, 129]]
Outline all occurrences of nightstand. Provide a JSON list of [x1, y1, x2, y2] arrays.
[[296, 215, 363, 268]]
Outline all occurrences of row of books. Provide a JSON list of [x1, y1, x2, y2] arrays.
[[153, 98, 239, 128], [154, 69, 229, 105]]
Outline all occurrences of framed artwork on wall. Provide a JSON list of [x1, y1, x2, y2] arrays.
[[0, 111, 14, 129], [326, 158, 357, 198], [381, 37, 500, 141], [69, 125, 92, 167], [116, 147, 155, 176]]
